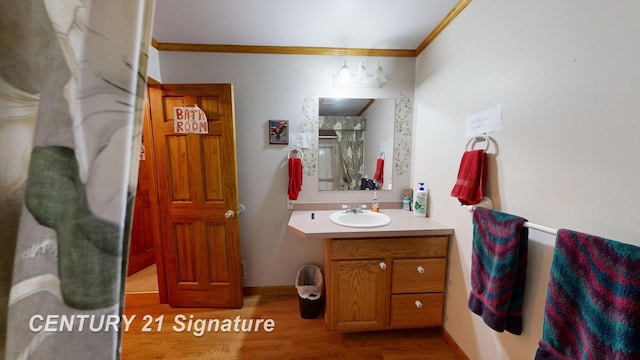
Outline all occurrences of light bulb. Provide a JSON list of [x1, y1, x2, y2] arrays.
[[338, 60, 350, 79], [373, 61, 386, 85], [356, 61, 367, 81]]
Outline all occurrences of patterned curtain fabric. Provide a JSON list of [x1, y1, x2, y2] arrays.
[[319, 116, 367, 131], [0, 1, 154, 358], [336, 130, 366, 189], [319, 116, 366, 189]]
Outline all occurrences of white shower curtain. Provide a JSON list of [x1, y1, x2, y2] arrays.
[[0, 1, 154, 358], [319, 116, 367, 190]]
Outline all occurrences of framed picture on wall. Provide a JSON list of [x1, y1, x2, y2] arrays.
[[269, 120, 289, 145]]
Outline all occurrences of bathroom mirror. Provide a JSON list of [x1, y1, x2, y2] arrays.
[[318, 97, 394, 191]]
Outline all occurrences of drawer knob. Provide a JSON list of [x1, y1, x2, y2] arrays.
[[379, 261, 387, 270], [417, 266, 425, 274], [415, 300, 423, 309]]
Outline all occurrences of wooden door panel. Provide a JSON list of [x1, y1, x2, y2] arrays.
[[163, 97, 184, 122], [127, 97, 157, 276], [167, 136, 191, 201], [202, 137, 224, 201], [206, 223, 229, 282], [130, 192, 153, 253], [149, 84, 241, 308], [173, 222, 198, 283], [201, 96, 222, 119], [128, 189, 156, 275]]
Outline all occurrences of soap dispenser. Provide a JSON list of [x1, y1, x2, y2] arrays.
[[413, 182, 428, 217], [371, 191, 379, 212]]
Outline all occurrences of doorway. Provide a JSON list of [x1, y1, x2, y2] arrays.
[[125, 84, 242, 309]]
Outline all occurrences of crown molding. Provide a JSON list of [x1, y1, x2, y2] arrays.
[[155, 43, 416, 57], [416, 0, 471, 56]]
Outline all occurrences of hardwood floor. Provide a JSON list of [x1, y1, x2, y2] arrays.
[[121, 293, 461, 359]]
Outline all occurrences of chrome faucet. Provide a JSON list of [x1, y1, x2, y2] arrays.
[[342, 204, 366, 214]]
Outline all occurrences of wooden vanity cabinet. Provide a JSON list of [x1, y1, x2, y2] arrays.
[[328, 259, 389, 331], [323, 236, 448, 332]]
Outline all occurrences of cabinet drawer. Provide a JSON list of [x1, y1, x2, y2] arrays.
[[329, 237, 448, 260], [390, 293, 444, 328], [392, 258, 446, 293]]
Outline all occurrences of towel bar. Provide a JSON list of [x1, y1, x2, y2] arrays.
[[523, 222, 558, 235], [466, 203, 559, 235], [465, 135, 490, 152]]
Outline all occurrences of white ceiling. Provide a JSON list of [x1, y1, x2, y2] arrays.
[[152, 0, 461, 50]]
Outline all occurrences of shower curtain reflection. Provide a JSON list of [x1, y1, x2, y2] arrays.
[[318, 136, 342, 190], [318, 116, 366, 190], [336, 129, 365, 190]]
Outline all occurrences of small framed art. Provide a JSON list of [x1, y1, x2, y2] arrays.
[[269, 120, 289, 145]]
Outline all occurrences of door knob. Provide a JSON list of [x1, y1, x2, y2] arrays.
[[224, 210, 235, 218], [379, 262, 387, 270]]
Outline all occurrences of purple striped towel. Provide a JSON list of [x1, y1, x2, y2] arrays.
[[535, 229, 640, 360], [468, 207, 529, 335]]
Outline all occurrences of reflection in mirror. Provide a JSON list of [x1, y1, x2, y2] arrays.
[[318, 98, 394, 191]]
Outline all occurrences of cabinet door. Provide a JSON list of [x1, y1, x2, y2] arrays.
[[328, 259, 389, 331]]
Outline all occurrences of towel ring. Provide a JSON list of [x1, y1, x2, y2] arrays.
[[288, 148, 303, 159], [465, 135, 490, 152]]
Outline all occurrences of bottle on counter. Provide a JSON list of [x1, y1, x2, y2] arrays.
[[371, 191, 379, 212], [413, 182, 428, 217], [402, 188, 412, 211]]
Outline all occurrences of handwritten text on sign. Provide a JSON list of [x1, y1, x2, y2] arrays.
[[465, 104, 502, 138], [174, 106, 208, 134]]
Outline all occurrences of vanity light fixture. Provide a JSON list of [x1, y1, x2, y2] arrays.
[[334, 60, 386, 88], [338, 60, 350, 80]]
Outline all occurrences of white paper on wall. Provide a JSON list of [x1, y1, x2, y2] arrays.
[[465, 104, 502, 138], [289, 133, 313, 149]]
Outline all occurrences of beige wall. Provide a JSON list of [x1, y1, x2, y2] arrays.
[[412, 0, 640, 358], [157, 52, 416, 287]]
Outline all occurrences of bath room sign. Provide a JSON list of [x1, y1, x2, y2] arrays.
[[174, 106, 208, 134]]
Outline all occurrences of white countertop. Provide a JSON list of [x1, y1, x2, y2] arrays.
[[287, 209, 454, 239]]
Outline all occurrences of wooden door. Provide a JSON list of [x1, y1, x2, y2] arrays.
[[149, 84, 242, 308], [328, 259, 389, 331], [127, 130, 156, 276]]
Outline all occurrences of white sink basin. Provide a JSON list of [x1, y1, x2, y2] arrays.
[[329, 211, 391, 228]]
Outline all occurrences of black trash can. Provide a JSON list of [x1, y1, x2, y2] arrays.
[[295, 265, 324, 319]]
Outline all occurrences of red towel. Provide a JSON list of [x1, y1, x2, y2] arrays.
[[373, 158, 384, 183], [451, 149, 487, 205], [288, 157, 303, 200]]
